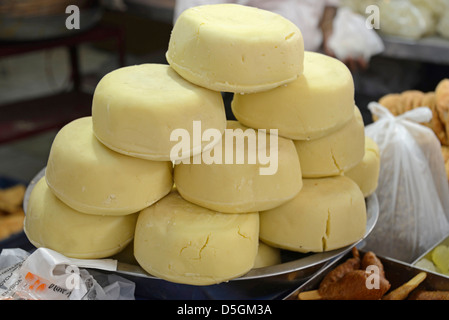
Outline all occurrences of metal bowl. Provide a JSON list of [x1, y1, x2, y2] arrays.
[[23, 167, 379, 300]]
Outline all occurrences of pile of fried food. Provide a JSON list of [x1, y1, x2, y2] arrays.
[[298, 247, 449, 300], [0, 184, 26, 241], [375, 79, 449, 180]]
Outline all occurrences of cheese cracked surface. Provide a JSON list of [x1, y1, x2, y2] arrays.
[[134, 191, 259, 285], [174, 121, 303, 213], [46, 117, 174, 216], [92, 64, 226, 161], [166, 4, 304, 93], [232, 51, 355, 140], [259, 176, 366, 253], [294, 107, 365, 178], [344, 137, 380, 197], [24, 177, 138, 259]]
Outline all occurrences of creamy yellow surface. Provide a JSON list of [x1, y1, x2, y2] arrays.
[[174, 121, 303, 213], [259, 176, 366, 253], [24, 177, 138, 259], [231, 51, 355, 140], [134, 191, 259, 286], [166, 4, 304, 93], [253, 241, 281, 269], [294, 107, 365, 178], [92, 64, 226, 161], [345, 137, 380, 197], [46, 117, 173, 216]]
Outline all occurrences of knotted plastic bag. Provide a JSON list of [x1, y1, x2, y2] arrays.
[[363, 102, 449, 263]]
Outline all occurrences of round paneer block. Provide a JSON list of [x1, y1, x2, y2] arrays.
[[134, 191, 259, 286], [253, 241, 281, 269], [294, 107, 365, 178], [173, 121, 303, 214], [166, 4, 304, 93], [259, 176, 367, 253], [24, 177, 138, 259], [92, 64, 226, 161], [345, 137, 381, 197], [231, 51, 355, 140], [46, 117, 173, 216]]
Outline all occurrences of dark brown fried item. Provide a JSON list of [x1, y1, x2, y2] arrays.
[[319, 247, 361, 293], [409, 290, 449, 300], [319, 270, 390, 300], [361, 251, 386, 278], [317, 248, 390, 300], [312, 248, 391, 300]]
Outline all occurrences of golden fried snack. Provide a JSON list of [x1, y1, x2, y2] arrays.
[[401, 90, 426, 112], [377, 87, 448, 147], [376, 93, 402, 121], [380, 93, 402, 114], [376, 91, 422, 120], [0, 184, 26, 213], [442, 145, 449, 163], [409, 290, 449, 300], [297, 290, 322, 300], [0, 185, 26, 241], [421, 92, 448, 146], [436, 79, 449, 141], [382, 272, 427, 300]]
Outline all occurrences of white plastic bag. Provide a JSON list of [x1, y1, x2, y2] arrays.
[[437, 10, 449, 39], [363, 103, 449, 263], [0, 248, 135, 300], [327, 7, 384, 62], [378, 0, 430, 40]]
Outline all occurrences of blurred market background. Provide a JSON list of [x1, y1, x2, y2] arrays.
[[0, 0, 448, 183]]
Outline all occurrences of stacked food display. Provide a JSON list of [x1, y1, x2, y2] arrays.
[[23, 4, 380, 287]]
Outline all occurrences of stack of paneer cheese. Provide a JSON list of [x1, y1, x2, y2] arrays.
[[24, 4, 380, 286]]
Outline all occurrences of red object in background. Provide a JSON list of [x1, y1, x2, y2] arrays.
[[0, 25, 125, 144]]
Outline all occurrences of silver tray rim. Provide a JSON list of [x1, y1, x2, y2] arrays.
[[23, 167, 379, 282]]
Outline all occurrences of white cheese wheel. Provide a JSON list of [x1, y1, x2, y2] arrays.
[[24, 177, 138, 259], [259, 176, 366, 253], [174, 121, 303, 213], [92, 64, 226, 161], [253, 241, 281, 269], [294, 107, 365, 178], [166, 4, 304, 93], [345, 137, 380, 197], [134, 191, 259, 286], [46, 117, 173, 216], [231, 51, 355, 140]]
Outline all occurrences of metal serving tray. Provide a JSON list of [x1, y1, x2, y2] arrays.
[[24, 167, 379, 300], [284, 249, 449, 300]]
